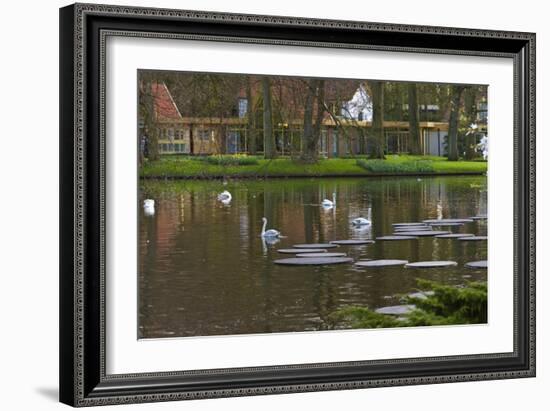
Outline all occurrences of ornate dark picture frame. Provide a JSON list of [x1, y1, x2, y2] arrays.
[[59, 3, 535, 407]]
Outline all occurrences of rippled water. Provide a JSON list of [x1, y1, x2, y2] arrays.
[[139, 176, 487, 338]]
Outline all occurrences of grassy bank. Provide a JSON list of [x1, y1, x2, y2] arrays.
[[140, 154, 487, 179]]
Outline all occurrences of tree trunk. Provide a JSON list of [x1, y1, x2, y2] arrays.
[[139, 147, 144, 166], [246, 77, 257, 155], [407, 83, 422, 155], [301, 79, 316, 161], [313, 80, 325, 159], [447, 85, 465, 161], [301, 79, 324, 163], [148, 127, 160, 161], [141, 79, 160, 161], [219, 124, 227, 154], [464, 87, 478, 160], [370, 80, 385, 159], [189, 125, 194, 155], [262, 77, 276, 159]]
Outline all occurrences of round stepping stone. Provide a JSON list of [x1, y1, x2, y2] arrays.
[[465, 260, 488, 269], [354, 259, 408, 267], [293, 243, 338, 249], [435, 233, 474, 238], [394, 226, 431, 229], [408, 291, 435, 300], [394, 227, 432, 232], [393, 230, 450, 237], [423, 218, 474, 224], [375, 305, 415, 315], [458, 236, 488, 241], [296, 252, 347, 258], [330, 239, 375, 245], [471, 215, 488, 220], [277, 248, 327, 254], [405, 261, 458, 268], [376, 235, 418, 241], [274, 257, 353, 265], [428, 222, 464, 227], [392, 222, 427, 227]]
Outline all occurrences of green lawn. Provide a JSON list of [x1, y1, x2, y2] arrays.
[[140, 154, 487, 179]]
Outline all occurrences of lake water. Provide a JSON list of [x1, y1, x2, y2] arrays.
[[139, 176, 487, 338]]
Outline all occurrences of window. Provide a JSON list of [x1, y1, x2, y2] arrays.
[[198, 129, 212, 141], [175, 129, 185, 140], [238, 98, 248, 118], [477, 102, 488, 122]]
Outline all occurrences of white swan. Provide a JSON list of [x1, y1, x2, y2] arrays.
[[352, 217, 371, 226], [321, 193, 336, 208], [217, 190, 232, 202], [143, 199, 155, 216], [261, 217, 281, 238]]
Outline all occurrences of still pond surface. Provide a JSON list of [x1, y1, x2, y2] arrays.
[[139, 176, 487, 338]]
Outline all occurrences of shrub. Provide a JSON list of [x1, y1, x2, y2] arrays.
[[356, 159, 434, 173], [328, 279, 487, 329], [200, 155, 259, 166]]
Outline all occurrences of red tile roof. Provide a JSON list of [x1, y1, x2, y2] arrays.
[[152, 82, 182, 121]]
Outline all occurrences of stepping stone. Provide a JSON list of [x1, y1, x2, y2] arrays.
[[458, 236, 488, 241], [354, 259, 408, 267], [465, 260, 488, 269], [392, 223, 428, 228], [375, 305, 415, 315], [408, 291, 435, 300], [296, 252, 347, 258], [423, 218, 474, 224], [274, 257, 353, 265], [330, 239, 375, 245], [394, 228, 432, 233], [428, 222, 464, 227], [394, 226, 432, 231], [435, 233, 475, 239], [471, 215, 488, 220], [376, 235, 418, 241], [405, 261, 458, 268], [277, 248, 327, 254], [293, 243, 339, 249], [393, 230, 450, 237]]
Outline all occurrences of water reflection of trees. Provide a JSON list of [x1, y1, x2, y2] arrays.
[[139, 176, 487, 337]]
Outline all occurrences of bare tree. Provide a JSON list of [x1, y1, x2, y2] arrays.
[[328, 80, 369, 157], [463, 86, 478, 160], [139, 74, 161, 161], [246, 76, 257, 155], [301, 79, 325, 163], [262, 77, 276, 159], [447, 84, 466, 161], [407, 83, 422, 155], [314, 79, 326, 153], [369, 80, 385, 159]]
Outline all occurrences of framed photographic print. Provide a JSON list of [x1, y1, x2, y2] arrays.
[[59, 3, 535, 407]]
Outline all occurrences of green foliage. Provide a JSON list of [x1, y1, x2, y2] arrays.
[[328, 279, 487, 330], [140, 155, 486, 178], [356, 158, 434, 173], [405, 279, 487, 326], [199, 154, 260, 166], [329, 306, 403, 329]]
